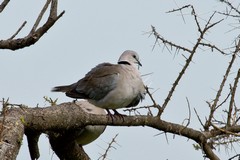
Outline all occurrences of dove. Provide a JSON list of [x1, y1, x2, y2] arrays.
[[75, 101, 106, 145], [52, 50, 146, 115]]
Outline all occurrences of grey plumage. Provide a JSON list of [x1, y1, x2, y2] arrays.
[[52, 50, 146, 110]]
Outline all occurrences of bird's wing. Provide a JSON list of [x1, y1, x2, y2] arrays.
[[73, 63, 121, 100]]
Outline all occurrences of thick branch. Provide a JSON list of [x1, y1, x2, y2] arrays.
[[0, 102, 222, 159], [0, 111, 24, 160], [49, 131, 90, 160]]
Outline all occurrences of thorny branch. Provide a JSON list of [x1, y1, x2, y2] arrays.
[[98, 134, 119, 160], [150, 4, 240, 159], [218, 1, 240, 39], [152, 6, 223, 116], [205, 40, 240, 130], [227, 69, 240, 126], [220, 0, 240, 17], [0, 1, 239, 160]]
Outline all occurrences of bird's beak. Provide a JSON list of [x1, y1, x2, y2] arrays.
[[137, 59, 142, 67], [135, 59, 142, 70]]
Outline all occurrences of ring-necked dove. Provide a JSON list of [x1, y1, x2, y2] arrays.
[[52, 50, 146, 114], [75, 100, 106, 145]]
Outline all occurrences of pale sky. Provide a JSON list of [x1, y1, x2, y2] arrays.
[[1, 0, 239, 160]]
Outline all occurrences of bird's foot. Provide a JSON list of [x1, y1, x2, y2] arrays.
[[106, 109, 114, 123], [106, 109, 126, 123], [113, 109, 126, 122]]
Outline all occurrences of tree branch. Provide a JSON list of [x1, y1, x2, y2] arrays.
[[0, 102, 224, 159], [205, 39, 240, 130], [0, 0, 10, 13], [0, 0, 65, 50], [227, 69, 240, 126]]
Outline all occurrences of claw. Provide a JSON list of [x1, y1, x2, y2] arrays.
[[106, 109, 114, 123], [113, 109, 125, 122]]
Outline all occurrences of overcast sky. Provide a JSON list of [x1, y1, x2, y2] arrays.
[[1, 0, 239, 160]]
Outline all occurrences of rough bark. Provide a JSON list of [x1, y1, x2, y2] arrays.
[[0, 108, 24, 160], [1, 102, 238, 159]]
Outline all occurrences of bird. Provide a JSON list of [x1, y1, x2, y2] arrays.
[[75, 100, 106, 145], [52, 50, 146, 115]]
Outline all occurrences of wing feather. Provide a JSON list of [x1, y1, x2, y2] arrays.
[[73, 63, 120, 100]]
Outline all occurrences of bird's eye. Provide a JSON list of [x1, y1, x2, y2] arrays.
[[132, 55, 137, 58]]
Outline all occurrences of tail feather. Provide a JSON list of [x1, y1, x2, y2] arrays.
[[51, 85, 72, 92]]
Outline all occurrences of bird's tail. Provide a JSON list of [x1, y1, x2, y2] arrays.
[[51, 85, 72, 92]]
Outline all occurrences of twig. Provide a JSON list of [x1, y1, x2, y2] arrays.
[[98, 134, 119, 160], [155, 6, 222, 117], [145, 86, 158, 107], [123, 105, 155, 116], [221, 0, 240, 15], [205, 39, 240, 130], [190, 5, 202, 34], [198, 42, 229, 55], [8, 21, 27, 40], [50, 0, 58, 18], [229, 154, 240, 160], [29, 0, 52, 34], [215, 91, 231, 109], [160, 48, 194, 116], [211, 123, 240, 137], [166, 4, 191, 14], [151, 25, 192, 53], [194, 108, 205, 128], [183, 97, 191, 127], [0, 0, 10, 13], [227, 69, 240, 126], [180, 97, 191, 133]]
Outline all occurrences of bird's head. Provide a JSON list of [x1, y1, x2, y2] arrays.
[[118, 50, 142, 68]]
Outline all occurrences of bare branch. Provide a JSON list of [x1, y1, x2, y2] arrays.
[[153, 6, 223, 117], [229, 154, 240, 160], [205, 40, 240, 130], [50, 0, 58, 18], [29, 0, 52, 34], [0, 0, 10, 13], [198, 42, 229, 55], [98, 134, 119, 160], [160, 49, 195, 115], [190, 5, 202, 34], [194, 108, 205, 128], [227, 69, 240, 126], [8, 21, 27, 40], [221, 0, 240, 15], [211, 123, 240, 137], [166, 4, 191, 14], [151, 25, 192, 53], [180, 98, 192, 133], [145, 86, 161, 113]]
